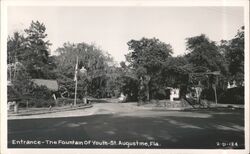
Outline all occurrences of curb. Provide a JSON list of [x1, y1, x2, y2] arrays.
[[210, 104, 244, 109], [135, 105, 193, 111], [8, 104, 93, 117], [134, 104, 244, 111]]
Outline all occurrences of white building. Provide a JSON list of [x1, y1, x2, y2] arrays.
[[227, 80, 237, 89], [166, 87, 180, 101]]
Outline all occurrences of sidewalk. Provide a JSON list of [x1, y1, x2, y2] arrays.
[[8, 104, 93, 119], [210, 103, 244, 109]]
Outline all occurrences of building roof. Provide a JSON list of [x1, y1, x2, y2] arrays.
[[32, 79, 59, 91]]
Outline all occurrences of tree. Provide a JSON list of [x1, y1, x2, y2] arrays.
[[7, 32, 33, 100], [225, 26, 244, 85], [126, 37, 173, 102], [185, 34, 228, 88], [55, 42, 116, 99], [185, 34, 228, 104], [7, 21, 60, 109], [23, 20, 53, 79], [8, 21, 56, 80], [161, 56, 190, 98], [185, 34, 227, 76], [7, 32, 25, 64], [117, 61, 139, 101], [10, 63, 34, 98]]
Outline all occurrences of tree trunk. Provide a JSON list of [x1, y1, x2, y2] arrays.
[[145, 83, 150, 101], [144, 75, 151, 102], [212, 84, 217, 104]]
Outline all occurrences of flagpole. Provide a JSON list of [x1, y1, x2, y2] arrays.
[[74, 56, 78, 106]]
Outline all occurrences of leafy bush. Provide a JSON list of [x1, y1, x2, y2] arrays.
[[30, 85, 53, 99], [201, 88, 224, 101], [151, 88, 167, 100], [218, 87, 244, 104], [18, 85, 56, 108], [7, 85, 21, 101], [57, 98, 85, 106], [18, 98, 55, 108], [30, 99, 55, 108]]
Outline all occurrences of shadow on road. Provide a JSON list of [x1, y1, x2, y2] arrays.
[[8, 109, 244, 149]]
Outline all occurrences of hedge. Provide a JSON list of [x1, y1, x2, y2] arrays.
[[218, 87, 244, 104]]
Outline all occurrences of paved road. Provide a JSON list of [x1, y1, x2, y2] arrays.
[[8, 103, 245, 149]]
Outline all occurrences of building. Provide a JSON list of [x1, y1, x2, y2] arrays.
[[166, 87, 180, 101], [227, 80, 237, 89], [31, 79, 59, 91]]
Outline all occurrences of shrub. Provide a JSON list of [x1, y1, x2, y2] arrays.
[[31, 99, 55, 108], [201, 88, 224, 101], [218, 87, 244, 104], [57, 98, 85, 106], [18, 85, 56, 108], [7, 85, 21, 101], [18, 98, 55, 108], [30, 85, 53, 100], [152, 88, 167, 100]]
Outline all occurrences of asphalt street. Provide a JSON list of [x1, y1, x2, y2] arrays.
[[8, 103, 245, 149]]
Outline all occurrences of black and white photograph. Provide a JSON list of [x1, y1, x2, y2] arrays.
[[1, 0, 249, 154]]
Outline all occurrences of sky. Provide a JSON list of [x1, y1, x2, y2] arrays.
[[8, 6, 244, 63]]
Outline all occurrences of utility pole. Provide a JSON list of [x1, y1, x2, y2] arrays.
[[74, 56, 78, 106]]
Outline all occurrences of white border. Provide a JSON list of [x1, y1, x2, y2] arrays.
[[1, 0, 249, 154], [244, 2, 250, 154]]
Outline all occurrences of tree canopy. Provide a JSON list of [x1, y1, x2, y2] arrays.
[[7, 20, 244, 105], [126, 37, 173, 75], [8, 20, 55, 79], [55, 42, 118, 98], [185, 34, 228, 75], [225, 26, 244, 85], [126, 37, 173, 101]]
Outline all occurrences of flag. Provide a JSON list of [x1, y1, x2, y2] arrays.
[[74, 57, 78, 81]]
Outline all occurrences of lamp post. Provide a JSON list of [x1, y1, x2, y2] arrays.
[[74, 57, 78, 106], [81, 67, 87, 104]]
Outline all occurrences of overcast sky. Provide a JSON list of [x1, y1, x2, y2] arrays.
[[8, 6, 244, 63]]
